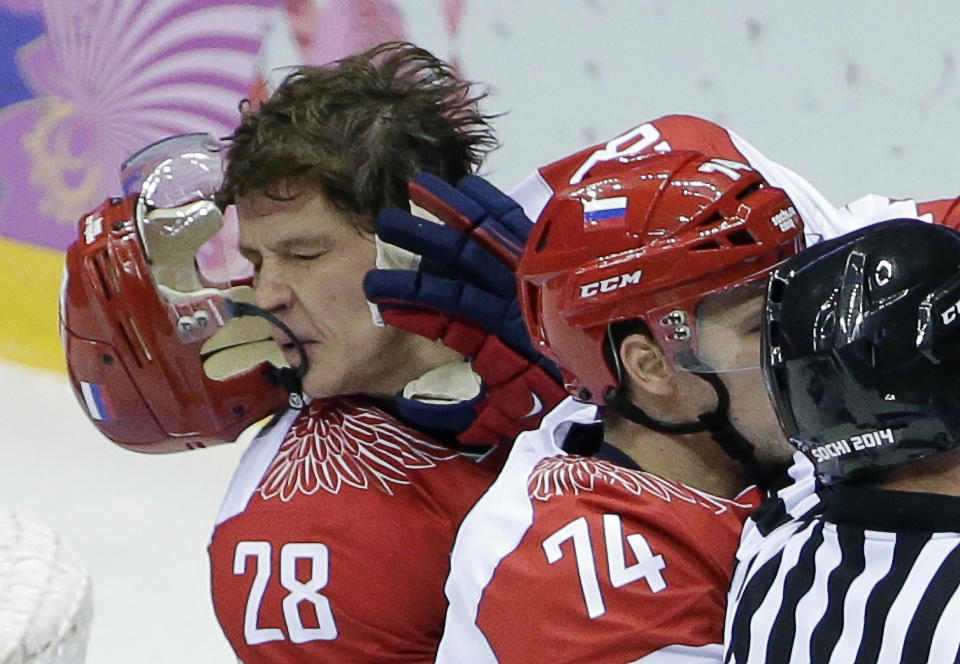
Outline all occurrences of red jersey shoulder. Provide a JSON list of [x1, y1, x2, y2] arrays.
[[209, 396, 494, 664], [919, 196, 960, 229], [653, 114, 744, 159], [536, 114, 748, 193], [476, 455, 756, 663]]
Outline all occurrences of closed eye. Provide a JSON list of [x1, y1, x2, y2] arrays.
[[290, 251, 326, 261], [281, 238, 333, 263]]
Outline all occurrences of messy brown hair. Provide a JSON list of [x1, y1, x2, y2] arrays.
[[218, 41, 499, 231]]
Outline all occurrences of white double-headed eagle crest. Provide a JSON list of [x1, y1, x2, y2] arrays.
[[529, 456, 753, 515], [259, 397, 459, 501]]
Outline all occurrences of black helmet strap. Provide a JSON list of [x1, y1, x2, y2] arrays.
[[229, 300, 308, 409], [606, 370, 775, 486]]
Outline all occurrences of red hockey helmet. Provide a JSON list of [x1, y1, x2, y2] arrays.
[[517, 150, 804, 405], [61, 134, 289, 453]]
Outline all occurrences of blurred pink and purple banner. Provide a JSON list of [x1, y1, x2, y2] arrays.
[[0, 0, 475, 369], [0, 0, 458, 253]]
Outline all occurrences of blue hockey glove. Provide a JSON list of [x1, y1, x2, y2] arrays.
[[364, 173, 567, 448]]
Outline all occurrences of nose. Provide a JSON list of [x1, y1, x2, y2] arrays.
[[253, 261, 294, 314]]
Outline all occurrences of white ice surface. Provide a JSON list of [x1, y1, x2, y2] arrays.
[[0, 358, 247, 663]]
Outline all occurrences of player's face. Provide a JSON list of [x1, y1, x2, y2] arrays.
[[695, 286, 791, 465], [236, 187, 420, 399]]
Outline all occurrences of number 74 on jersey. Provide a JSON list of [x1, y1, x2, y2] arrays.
[[543, 514, 667, 619]]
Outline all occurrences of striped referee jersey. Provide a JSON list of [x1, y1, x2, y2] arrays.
[[724, 454, 960, 664]]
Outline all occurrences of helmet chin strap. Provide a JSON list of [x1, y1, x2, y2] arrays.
[[605, 370, 775, 487], [228, 300, 308, 410]]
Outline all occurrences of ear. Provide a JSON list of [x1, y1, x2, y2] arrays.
[[618, 333, 677, 397]]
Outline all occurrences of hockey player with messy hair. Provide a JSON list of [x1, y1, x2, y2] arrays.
[[62, 41, 554, 664], [207, 42, 506, 663], [218, 41, 497, 226]]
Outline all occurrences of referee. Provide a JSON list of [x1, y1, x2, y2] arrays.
[[724, 220, 960, 663]]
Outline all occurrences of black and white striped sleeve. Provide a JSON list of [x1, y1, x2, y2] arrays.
[[725, 455, 960, 664]]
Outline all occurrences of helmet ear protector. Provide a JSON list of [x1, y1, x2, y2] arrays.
[[763, 219, 960, 483]]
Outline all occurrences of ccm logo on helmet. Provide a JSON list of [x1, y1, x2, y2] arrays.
[[579, 270, 643, 298], [940, 300, 960, 326]]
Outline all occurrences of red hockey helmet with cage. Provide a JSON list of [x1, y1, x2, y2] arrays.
[[60, 135, 289, 453], [517, 149, 804, 405]]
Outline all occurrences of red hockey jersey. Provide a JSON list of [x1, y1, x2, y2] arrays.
[[438, 114, 960, 663], [208, 396, 495, 663], [436, 398, 760, 663], [511, 114, 960, 244]]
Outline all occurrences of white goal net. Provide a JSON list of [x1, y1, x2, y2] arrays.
[[0, 512, 92, 664]]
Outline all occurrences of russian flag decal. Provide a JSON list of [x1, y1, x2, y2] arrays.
[[80, 381, 111, 421], [583, 196, 628, 226]]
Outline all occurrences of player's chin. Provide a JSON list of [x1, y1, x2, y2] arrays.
[[300, 365, 352, 400], [300, 378, 336, 400]]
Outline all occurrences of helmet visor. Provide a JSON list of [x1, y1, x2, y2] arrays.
[[122, 133, 253, 290], [121, 134, 284, 378], [121, 132, 223, 207], [648, 264, 787, 374], [691, 278, 766, 372]]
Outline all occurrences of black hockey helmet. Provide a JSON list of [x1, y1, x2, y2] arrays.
[[762, 219, 960, 483]]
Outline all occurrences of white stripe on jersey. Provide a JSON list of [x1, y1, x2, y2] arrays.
[[726, 130, 850, 244], [780, 454, 820, 519], [436, 398, 599, 664], [627, 643, 724, 663], [727, 128, 933, 247], [836, 194, 929, 227], [509, 168, 553, 224], [875, 536, 960, 663], [828, 533, 896, 664], [510, 118, 934, 253], [787, 527, 844, 664], [745, 520, 820, 663], [725, 455, 960, 664], [724, 457, 821, 657], [212, 407, 300, 527]]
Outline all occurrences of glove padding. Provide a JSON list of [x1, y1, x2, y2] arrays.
[[364, 173, 567, 448]]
